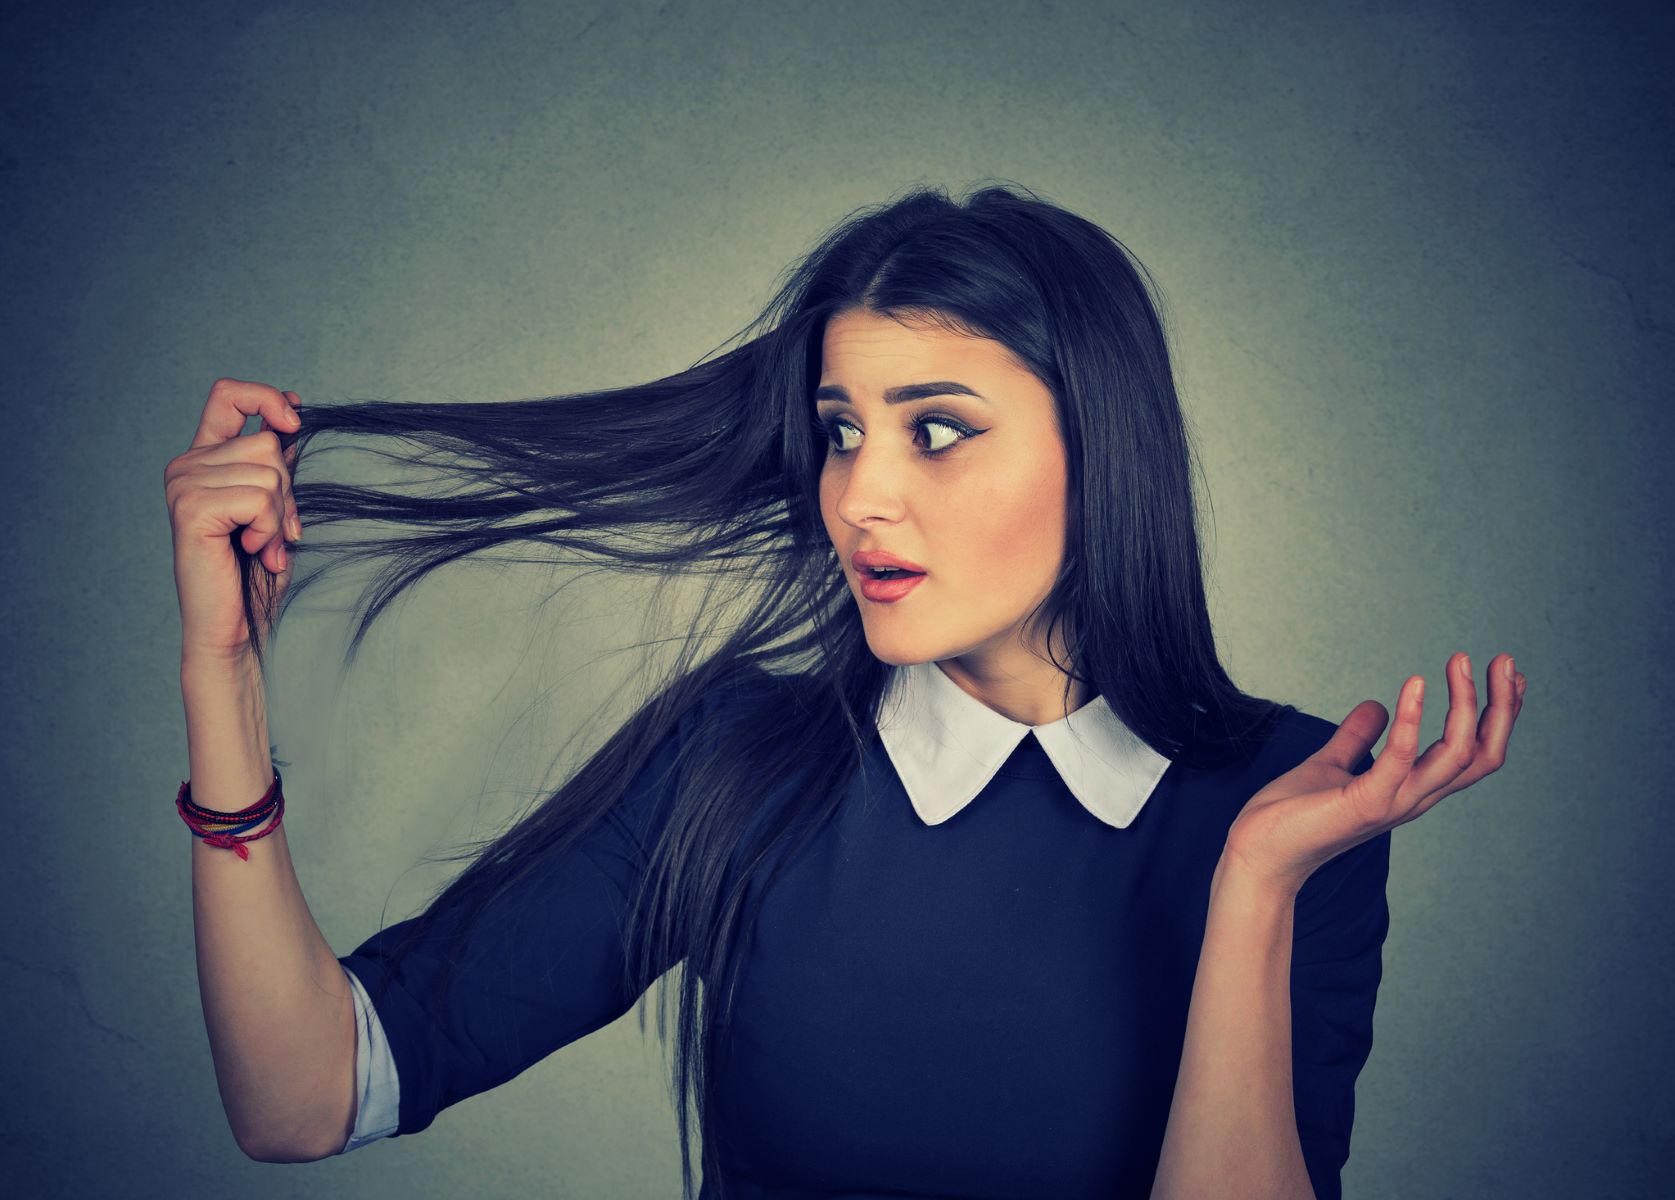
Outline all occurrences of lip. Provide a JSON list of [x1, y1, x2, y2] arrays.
[[850, 549, 928, 605], [858, 573, 927, 604], [851, 549, 927, 574]]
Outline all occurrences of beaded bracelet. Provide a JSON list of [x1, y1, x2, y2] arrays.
[[176, 768, 286, 861]]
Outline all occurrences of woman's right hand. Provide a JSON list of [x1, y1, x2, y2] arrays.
[[165, 378, 305, 663]]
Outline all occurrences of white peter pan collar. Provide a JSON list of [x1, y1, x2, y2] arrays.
[[875, 659, 1174, 829]]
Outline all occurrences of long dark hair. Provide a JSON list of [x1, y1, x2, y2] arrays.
[[248, 180, 1289, 1196]]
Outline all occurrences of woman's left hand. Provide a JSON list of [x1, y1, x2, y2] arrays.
[[1223, 651, 1528, 898]]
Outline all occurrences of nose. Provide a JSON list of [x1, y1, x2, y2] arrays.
[[831, 439, 908, 531]]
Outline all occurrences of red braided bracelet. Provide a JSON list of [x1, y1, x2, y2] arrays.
[[176, 768, 286, 861]]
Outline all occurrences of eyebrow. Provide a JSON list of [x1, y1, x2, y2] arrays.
[[813, 380, 990, 407]]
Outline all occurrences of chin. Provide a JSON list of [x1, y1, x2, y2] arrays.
[[860, 625, 964, 669], [858, 628, 929, 668], [863, 643, 920, 668]]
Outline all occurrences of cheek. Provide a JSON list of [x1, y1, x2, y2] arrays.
[[946, 457, 1067, 586], [817, 466, 840, 534], [989, 496, 1064, 579]]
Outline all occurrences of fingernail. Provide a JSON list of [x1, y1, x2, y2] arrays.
[[1462, 653, 1471, 676], [287, 513, 302, 541], [1505, 656, 1515, 680]]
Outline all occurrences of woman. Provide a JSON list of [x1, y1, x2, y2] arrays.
[[167, 183, 1526, 1199]]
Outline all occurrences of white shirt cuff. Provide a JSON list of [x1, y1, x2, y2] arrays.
[[338, 963, 401, 1153]]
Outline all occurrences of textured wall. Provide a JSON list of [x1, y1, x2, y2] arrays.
[[3, 1, 1669, 1196]]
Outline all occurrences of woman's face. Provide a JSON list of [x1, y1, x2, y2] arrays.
[[816, 306, 1080, 714]]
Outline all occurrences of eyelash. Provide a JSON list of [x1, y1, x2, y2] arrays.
[[814, 413, 981, 460]]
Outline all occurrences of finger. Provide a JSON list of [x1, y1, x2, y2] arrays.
[[1351, 675, 1425, 804], [1420, 653, 1525, 807], [190, 378, 301, 453], [280, 393, 303, 537], [273, 390, 304, 459], [1470, 653, 1520, 774], [225, 479, 286, 566], [256, 416, 301, 540], [1404, 651, 1480, 805], [1464, 655, 1523, 789], [1309, 697, 1390, 774], [193, 480, 290, 575], [255, 489, 289, 575]]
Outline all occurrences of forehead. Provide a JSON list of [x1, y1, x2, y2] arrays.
[[817, 308, 1029, 385]]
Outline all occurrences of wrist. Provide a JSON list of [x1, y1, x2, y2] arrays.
[[1212, 848, 1303, 909], [180, 650, 274, 812], [180, 642, 260, 679]]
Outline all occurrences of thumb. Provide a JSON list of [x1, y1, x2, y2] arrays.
[[1310, 698, 1390, 773]]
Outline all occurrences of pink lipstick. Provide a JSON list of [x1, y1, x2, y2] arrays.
[[858, 573, 926, 603], [851, 549, 928, 604]]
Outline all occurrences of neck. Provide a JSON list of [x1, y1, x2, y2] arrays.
[[934, 657, 1091, 727]]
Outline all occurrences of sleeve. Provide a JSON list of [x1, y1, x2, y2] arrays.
[[334, 698, 699, 1141], [1289, 745, 1392, 1200], [338, 962, 400, 1153]]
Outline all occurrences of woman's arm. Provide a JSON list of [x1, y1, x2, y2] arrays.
[[1152, 654, 1524, 1197], [185, 651, 357, 1162], [1149, 855, 1315, 1200]]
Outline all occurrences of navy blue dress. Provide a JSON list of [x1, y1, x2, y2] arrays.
[[339, 670, 1390, 1199]]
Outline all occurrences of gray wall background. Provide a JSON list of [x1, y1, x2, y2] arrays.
[[3, 0, 1670, 1196]]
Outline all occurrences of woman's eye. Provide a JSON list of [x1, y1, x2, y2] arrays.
[[825, 417, 862, 453], [816, 414, 977, 458], [918, 418, 963, 453]]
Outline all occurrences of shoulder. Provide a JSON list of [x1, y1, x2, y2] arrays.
[[1246, 706, 1376, 790], [610, 663, 803, 848], [1262, 707, 1340, 766], [666, 662, 827, 778], [692, 660, 814, 728]]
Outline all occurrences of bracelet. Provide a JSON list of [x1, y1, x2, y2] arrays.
[[176, 768, 286, 861]]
